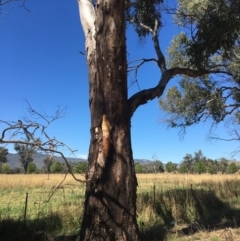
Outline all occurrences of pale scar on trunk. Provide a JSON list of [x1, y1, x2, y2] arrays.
[[101, 114, 112, 159]]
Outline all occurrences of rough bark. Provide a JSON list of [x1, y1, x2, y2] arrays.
[[78, 0, 139, 240]]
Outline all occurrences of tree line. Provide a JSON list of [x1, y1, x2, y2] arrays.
[[135, 150, 239, 174], [0, 145, 87, 174], [1, 146, 238, 175]]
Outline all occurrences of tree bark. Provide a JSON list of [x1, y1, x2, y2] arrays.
[[79, 0, 139, 240]]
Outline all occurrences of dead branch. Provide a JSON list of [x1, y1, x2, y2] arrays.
[[0, 103, 84, 183]]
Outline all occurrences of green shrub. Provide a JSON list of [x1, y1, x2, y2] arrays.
[[227, 163, 238, 174], [74, 162, 87, 174], [1, 163, 11, 174], [27, 162, 37, 174], [50, 161, 63, 173]]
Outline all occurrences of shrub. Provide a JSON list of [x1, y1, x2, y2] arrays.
[[165, 162, 177, 173], [135, 163, 143, 173], [27, 162, 37, 174], [74, 162, 87, 174], [227, 163, 238, 174], [1, 163, 11, 174], [50, 161, 63, 173]]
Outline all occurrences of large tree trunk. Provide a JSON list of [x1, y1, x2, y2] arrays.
[[79, 0, 139, 240]]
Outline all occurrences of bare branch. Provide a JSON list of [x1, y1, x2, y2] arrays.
[[0, 0, 17, 5], [0, 0, 30, 12], [0, 104, 84, 182], [130, 18, 167, 73]]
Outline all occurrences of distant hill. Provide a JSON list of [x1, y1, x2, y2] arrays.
[[6, 153, 152, 169], [134, 159, 152, 165], [7, 153, 87, 169]]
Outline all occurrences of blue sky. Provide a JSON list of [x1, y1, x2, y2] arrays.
[[0, 0, 239, 163]]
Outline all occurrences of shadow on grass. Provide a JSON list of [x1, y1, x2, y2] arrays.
[[0, 213, 78, 241], [139, 188, 240, 241], [1, 187, 240, 241]]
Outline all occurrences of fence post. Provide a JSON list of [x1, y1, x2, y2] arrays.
[[153, 185, 155, 205], [23, 192, 28, 230]]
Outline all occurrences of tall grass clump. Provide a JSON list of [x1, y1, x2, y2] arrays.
[[136, 174, 240, 230], [0, 174, 85, 238]]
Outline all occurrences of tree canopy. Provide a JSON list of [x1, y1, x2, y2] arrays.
[[159, 0, 240, 139], [14, 144, 35, 174]]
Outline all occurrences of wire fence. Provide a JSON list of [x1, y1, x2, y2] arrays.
[[0, 184, 86, 225]]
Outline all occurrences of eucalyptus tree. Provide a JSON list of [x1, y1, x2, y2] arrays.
[[14, 143, 35, 174], [77, 0, 239, 239], [43, 155, 55, 174], [1, 0, 240, 240]]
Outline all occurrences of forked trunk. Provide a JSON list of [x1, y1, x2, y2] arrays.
[[79, 0, 139, 240]]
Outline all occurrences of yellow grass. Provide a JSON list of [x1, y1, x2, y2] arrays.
[[0, 173, 239, 189], [137, 173, 240, 184], [0, 173, 85, 188], [1, 173, 240, 240]]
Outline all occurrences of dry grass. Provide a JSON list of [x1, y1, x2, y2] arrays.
[[0, 174, 85, 188], [0, 174, 86, 236], [137, 173, 240, 184], [137, 173, 240, 241], [1, 173, 240, 240]]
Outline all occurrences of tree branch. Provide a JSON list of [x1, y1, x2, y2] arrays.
[[130, 18, 167, 73], [0, 0, 30, 12], [0, 104, 83, 182], [152, 19, 167, 73], [128, 67, 231, 117]]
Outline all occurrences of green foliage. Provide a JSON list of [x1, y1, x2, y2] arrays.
[[159, 77, 228, 128], [178, 164, 188, 173], [172, 0, 240, 68], [1, 163, 11, 174], [14, 144, 35, 174], [227, 162, 239, 174], [178, 150, 220, 174], [135, 163, 143, 173], [165, 162, 177, 173], [125, 0, 163, 38], [74, 162, 87, 174], [194, 160, 206, 174], [179, 153, 194, 173], [207, 160, 219, 174], [0, 147, 8, 163], [167, 32, 191, 68], [161, 0, 240, 137], [27, 162, 37, 174], [50, 161, 63, 173]]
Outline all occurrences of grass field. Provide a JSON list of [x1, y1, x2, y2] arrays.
[[1, 173, 240, 240]]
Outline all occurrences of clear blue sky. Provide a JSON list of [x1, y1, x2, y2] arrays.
[[0, 0, 239, 163]]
